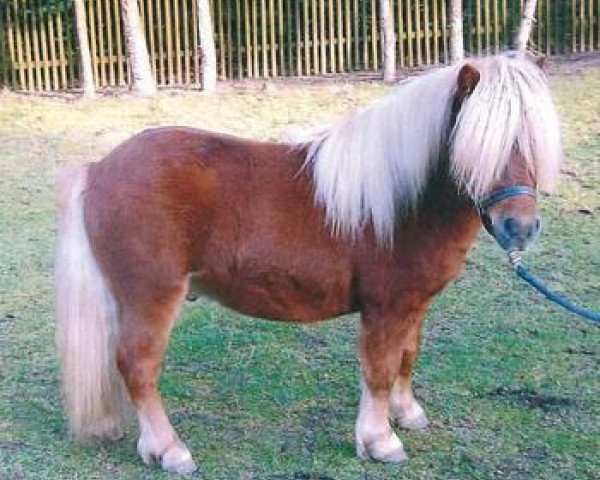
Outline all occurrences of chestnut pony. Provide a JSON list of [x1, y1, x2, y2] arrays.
[[55, 54, 561, 473]]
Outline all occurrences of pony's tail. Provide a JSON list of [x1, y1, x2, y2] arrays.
[[55, 165, 127, 441]]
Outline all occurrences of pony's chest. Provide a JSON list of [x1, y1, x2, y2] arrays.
[[357, 217, 481, 304], [400, 232, 480, 295]]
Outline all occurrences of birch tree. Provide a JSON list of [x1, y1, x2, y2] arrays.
[[514, 0, 539, 51], [197, 0, 217, 91], [120, 0, 156, 96], [73, 0, 94, 98], [450, 0, 464, 62], [380, 0, 396, 82]]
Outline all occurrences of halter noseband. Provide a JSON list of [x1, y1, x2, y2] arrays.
[[476, 185, 537, 235]]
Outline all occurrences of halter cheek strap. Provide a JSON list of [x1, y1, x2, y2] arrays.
[[476, 185, 537, 235]]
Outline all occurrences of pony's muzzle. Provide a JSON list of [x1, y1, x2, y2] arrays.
[[493, 215, 541, 251], [477, 185, 540, 251]]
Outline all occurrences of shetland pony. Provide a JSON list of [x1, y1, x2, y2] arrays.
[[55, 54, 561, 473]]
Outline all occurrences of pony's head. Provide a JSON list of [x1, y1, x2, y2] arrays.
[[450, 55, 562, 251], [298, 53, 561, 248]]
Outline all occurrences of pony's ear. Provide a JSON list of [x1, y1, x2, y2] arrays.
[[456, 64, 480, 100]]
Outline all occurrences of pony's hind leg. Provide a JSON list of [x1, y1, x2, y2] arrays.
[[116, 280, 197, 474], [389, 315, 429, 430]]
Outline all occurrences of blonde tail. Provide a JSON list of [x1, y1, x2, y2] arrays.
[[55, 166, 127, 440]]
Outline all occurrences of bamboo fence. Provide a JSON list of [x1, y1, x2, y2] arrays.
[[0, 0, 598, 91]]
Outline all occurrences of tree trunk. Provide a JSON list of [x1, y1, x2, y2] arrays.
[[380, 0, 396, 82], [73, 0, 94, 98], [120, 0, 156, 96], [197, 0, 217, 91], [514, 0, 539, 51], [449, 0, 464, 62]]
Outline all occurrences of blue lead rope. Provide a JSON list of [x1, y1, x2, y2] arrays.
[[508, 252, 600, 324], [476, 186, 599, 325]]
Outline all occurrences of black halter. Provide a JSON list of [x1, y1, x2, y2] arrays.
[[476, 185, 537, 235]]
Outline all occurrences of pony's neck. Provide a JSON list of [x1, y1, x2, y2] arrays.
[[407, 164, 480, 241], [301, 66, 460, 245]]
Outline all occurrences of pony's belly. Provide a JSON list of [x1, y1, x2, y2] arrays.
[[188, 267, 354, 323]]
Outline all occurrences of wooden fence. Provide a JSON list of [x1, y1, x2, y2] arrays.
[[0, 0, 599, 92]]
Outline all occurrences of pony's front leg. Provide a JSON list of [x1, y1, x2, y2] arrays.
[[389, 313, 429, 430], [356, 379, 407, 463], [355, 309, 420, 463]]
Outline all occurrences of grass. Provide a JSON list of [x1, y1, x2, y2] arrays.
[[0, 70, 599, 480]]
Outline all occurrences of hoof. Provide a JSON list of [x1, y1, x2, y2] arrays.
[[137, 435, 156, 466], [392, 401, 429, 431], [398, 409, 429, 431], [357, 433, 407, 463], [138, 437, 197, 474], [161, 444, 197, 475]]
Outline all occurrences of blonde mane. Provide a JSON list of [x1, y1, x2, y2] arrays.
[[291, 54, 562, 244], [451, 55, 561, 199]]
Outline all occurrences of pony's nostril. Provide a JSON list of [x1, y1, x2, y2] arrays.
[[523, 218, 541, 240], [503, 217, 520, 237], [524, 223, 535, 239]]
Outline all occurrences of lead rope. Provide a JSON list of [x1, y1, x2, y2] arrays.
[[507, 250, 600, 324]]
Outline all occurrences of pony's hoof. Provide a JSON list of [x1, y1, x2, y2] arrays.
[[400, 413, 429, 430], [392, 401, 429, 431], [356, 433, 407, 463], [138, 437, 197, 474], [137, 436, 156, 465], [161, 445, 197, 474]]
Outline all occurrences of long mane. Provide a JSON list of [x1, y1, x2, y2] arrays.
[[291, 54, 562, 244]]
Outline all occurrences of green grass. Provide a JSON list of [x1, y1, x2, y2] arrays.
[[1, 71, 599, 480]]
